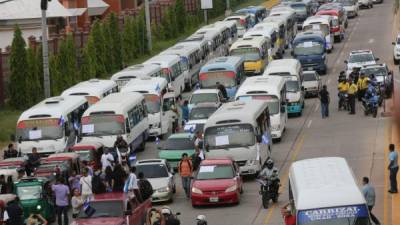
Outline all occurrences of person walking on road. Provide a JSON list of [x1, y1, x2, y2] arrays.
[[101, 148, 115, 172], [178, 153, 193, 198], [361, 177, 380, 225], [71, 188, 83, 218], [216, 82, 228, 100], [388, 144, 399, 193], [79, 167, 93, 201], [3, 197, 23, 225], [319, 85, 330, 118], [52, 177, 70, 225], [347, 79, 358, 115], [181, 100, 189, 126], [124, 166, 142, 202]]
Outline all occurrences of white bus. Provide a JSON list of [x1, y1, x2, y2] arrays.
[[121, 77, 175, 139], [80, 92, 148, 151], [61, 79, 118, 105], [243, 24, 279, 61], [16, 96, 89, 155], [160, 44, 203, 91], [144, 55, 186, 98], [214, 20, 239, 46], [179, 34, 211, 62], [289, 157, 371, 225], [110, 64, 163, 89], [194, 27, 225, 57], [203, 100, 272, 175], [235, 76, 287, 141]]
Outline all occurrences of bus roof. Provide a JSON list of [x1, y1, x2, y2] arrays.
[[214, 20, 237, 29], [264, 59, 300, 76], [18, 96, 87, 122], [230, 36, 267, 50], [304, 15, 331, 25], [160, 44, 200, 57], [111, 64, 161, 81], [61, 79, 116, 98], [83, 92, 144, 116], [144, 54, 181, 68], [244, 26, 277, 39], [200, 56, 244, 73], [262, 16, 285, 25], [195, 28, 221, 40], [255, 22, 280, 30], [237, 5, 267, 14], [235, 76, 285, 99], [121, 77, 168, 95], [293, 31, 325, 43], [205, 100, 268, 127], [289, 157, 366, 210]]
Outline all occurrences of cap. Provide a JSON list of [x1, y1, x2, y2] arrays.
[[196, 215, 207, 221]]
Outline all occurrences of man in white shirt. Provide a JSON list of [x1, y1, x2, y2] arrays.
[[124, 166, 142, 202], [79, 168, 93, 201], [101, 148, 115, 172]]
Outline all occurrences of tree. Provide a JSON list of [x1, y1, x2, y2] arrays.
[[49, 54, 62, 96], [175, 0, 187, 33], [56, 35, 77, 90], [137, 10, 148, 54], [167, 6, 178, 38], [90, 20, 107, 77], [79, 36, 96, 81], [122, 16, 135, 66], [160, 7, 172, 39], [107, 13, 123, 72], [26, 48, 43, 105], [8, 26, 30, 109]]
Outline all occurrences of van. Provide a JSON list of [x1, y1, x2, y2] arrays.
[[230, 36, 269, 75], [80, 92, 148, 151], [235, 76, 287, 141], [203, 100, 272, 175], [268, 7, 297, 47], [243, 24, 279, 61], [236, 6, 269, 25], [61, 79, 118, 105], [262, 17, 287, 54], [111, 64, 162, 89], [289, 157, 372, 225]]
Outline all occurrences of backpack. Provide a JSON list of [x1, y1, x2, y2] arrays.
[[92, 172, 106, 194], [138, 179, 154, 200], [191, 154, 201, 171]]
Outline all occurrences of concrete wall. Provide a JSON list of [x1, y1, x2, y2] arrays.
[[0, 26, 42, 49]]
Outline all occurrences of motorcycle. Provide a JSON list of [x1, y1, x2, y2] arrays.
[[256, 175, 280, 209], [338, 92, 349, 111], [361, 95, 379, 118]]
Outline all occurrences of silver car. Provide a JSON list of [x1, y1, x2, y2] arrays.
[[135, 159, 176, 203]]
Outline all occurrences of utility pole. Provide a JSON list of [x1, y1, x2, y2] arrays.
[[204, 9, 208, 24], [144, 0, 152, 52], [225, 0, 231, 17], [41, 0, 51, 98]]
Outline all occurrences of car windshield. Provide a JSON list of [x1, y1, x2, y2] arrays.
[[196, 165, 234, 180], [335, 0, 354, 6], [304, 24, 329, 36], [189, 107, 217, 120], [75, 150, 92, 162], [291, 4, 307, 14], [303, 73, 317, 81], [17, 185, 42, 200], [205, 124, 255, 149], [349, 53, 375, 63], [286, 80, 300, 92], [237, 95, 280, 115], [294, 41, 324, 55], [144, 94, 161, 114], [136, 164, 169, 178], [81, 115, 124, 136], [77, 200, 123, 218], [297, 205, 370, 225], [163, 137, 195, 150], [230, 48, 261, 61], [361, 67, 387, 77], [199, 71, 237, 88], [16, 119, 63, 141], [190, 93, 218, 104]]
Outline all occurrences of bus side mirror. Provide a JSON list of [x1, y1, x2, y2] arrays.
[[392, 42, 396, 45], [375, 57, 380, 61], [125, 119, 131, 133], [301, 86, 305, 91]]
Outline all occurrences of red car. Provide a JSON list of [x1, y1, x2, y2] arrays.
[[191, 158, 242, 207], [71, 192, 151, 225]]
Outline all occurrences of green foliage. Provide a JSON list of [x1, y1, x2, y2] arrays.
[[137, 10, 148, 54], [90, 20, 108, 77], [175, 0, 187, 33], [8, 26, 30, 109], [55, 35, 77, 91], [167, 6, 178, 38], [49, 54, 62, 96], [26, 48, 43, 104], [107, 13, 123, 72], [80, 36, 96, 81], [122, 16, 135, 66]]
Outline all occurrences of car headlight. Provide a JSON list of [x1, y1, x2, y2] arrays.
[[36, 205, 42, 210], [157, 187, 170, 193], [247, 159, 257, 166], [191, 187, 203, 194], [225, 184, 238, 193], [271, 124, 280, 131]]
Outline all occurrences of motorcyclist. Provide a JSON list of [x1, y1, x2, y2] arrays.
[[338, 71, 346, 83], [114, 135, 128, 149], [114, 135, 129, 164], [196, 215, 208, 225], [338, 79, 349, 110], [161, 207, 180, 225], [349, 67, 360, 83], [258, 159, 280, 184], [357, 73, 369, 101]]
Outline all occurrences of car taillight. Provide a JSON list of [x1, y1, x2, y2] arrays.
[[240, 19, 246, 25]]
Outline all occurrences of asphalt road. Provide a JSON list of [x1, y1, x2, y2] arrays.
[[135, 1, 397, 225]]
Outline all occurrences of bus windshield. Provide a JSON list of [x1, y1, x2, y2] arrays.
[[294, 41, 324, 55], [199, 71, 237, 88], [230, 48, 261, 61], [16, 119, 63, 141], [144, 94, 161, 114], [297, 205, 370, 225], [237, 95, 280, 115], [304, 24, 330, 36], [286, 80, 300, 92], [81, 115, 125, 136], [205, 124, 255, 149]]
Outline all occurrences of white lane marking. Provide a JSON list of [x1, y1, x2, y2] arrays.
[[314, 104, 319, 112], [307, 120, 313, 128], [327, 79, 331, 84], [368, 39, 375, 44]]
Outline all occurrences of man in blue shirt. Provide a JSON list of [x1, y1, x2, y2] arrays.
[[362, 177, 380, 225], [181, 100, 189, 126], [388, 144, 398, 193]]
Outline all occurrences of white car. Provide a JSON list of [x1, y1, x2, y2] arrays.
[[135, 159, 176, 202], [358, 0, 373, 8], [188, 89, 226, 110], [302, 71, 322, 97], [344, 50, 379, 75], [392, 35, 400, 64], [337, 0, 359, 17]]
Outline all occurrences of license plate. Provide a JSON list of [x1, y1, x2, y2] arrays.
[[209, 197, 219, 202], [307, 67, 313, 71]]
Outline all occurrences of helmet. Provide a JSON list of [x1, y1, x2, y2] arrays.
[[196, 215, 206, 221], [161, 206, 172, 215], [266, 159, 274, 169]]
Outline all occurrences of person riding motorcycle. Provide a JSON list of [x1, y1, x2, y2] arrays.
[[114, 135, 128, 149], [196, 215, 207, 225], [357, 73, 369, 101], [338, 71, 346, 83], [349, 67, 360, 83], [259, 159, 280, 186], [161, 206, 180, 225], [338, 80, 349, 110]]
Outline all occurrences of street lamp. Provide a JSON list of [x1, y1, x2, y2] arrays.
[[41, 0, 51, 98]]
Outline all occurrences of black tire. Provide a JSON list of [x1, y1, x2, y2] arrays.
[[173, 184, 176, 193], [272, 195, 279, 203], [394, 58, 400, 65], [262, 193, 270, 209]]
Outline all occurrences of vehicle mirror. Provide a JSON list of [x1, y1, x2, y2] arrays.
[[171, 77, 175, 82], [124, 210, 132, 216], [10, 134, 16, 142], [344, 60, 348, 64], [301, 86, 305, 91], [18, 136, 22, 144], [280, 106, 286, 113], [389, 70, 393, 75], [375, 57, 379, 61], [125, 119, 131, 133], [176, 212, 181, 216], [392, 42, 396, 45]]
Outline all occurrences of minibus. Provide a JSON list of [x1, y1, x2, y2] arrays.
[[61, 79, 118, 105], [243, 24, 279, 61], [201, 23, 231, 46], [144, 54, 186, 97], [303, 15, 334, 52], [230, 36, 269, 75], [224, 13, 252, 37], [289, 157, 372, 225], [160, 44, 202, 91], [236, 6, 269, 24], [195, 27, 225, 57], [292, 31, 328, 74], [214, 20, 239, 46], [262, 17, 287, 55], [280, 2, 311, 29], [111, 64, 162, 89], [16, 96, 89, 155], [235, 76, 287, 141], [269, 8, 297, 47], [316, 9, 344, 42], [179, 34, 211, 62], [199, 56, 245, 99], [80, 92, 148, 151], [121, 77, 174, 139], [203, 100, 272, 175]]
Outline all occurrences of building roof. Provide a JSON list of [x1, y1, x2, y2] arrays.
[[87, 0, 109, 16], [0, 0, 72, 20]]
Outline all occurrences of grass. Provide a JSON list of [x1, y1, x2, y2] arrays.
[[0, 0, 268, 147]]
